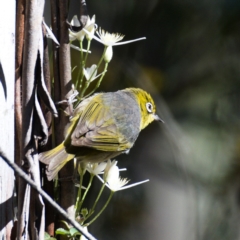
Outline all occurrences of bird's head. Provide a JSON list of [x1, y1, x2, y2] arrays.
[[124, 88, 164, 130]]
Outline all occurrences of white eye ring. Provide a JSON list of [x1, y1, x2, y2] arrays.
[[146, 102, 153, 113]]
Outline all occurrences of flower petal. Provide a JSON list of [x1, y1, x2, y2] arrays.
[[70, 44, 91, 53], [86, 161, 107, 175], [83, 64, 97, 81], [110, 37, 146, 46], [103, 160, 117, 181], [117, 179, 149, 191], [104, 46, 113, 63], [71, 15, 81, 27], [83, 28, 146, 46]]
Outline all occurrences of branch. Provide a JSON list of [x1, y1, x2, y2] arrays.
[[0, 149, 97, 240]]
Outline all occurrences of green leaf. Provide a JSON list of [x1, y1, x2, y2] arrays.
[[81, 208, 88, 218], [59, 220, 70, 230], [69, 227, 80, 236], [44, 232, 57, 240], [55, 228, 70, 236], [44, 232, 50, 238]]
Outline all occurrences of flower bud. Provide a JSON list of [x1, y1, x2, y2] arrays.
[[104, 46, 113, 63]]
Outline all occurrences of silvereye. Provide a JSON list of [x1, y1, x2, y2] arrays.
[[39, 88, 163, 180]]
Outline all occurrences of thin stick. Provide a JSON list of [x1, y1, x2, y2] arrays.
[[0, 149, 97, 240]]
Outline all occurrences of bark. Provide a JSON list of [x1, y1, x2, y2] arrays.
[[0, 1, 16, 239], [41, 23, 55, 236], [15, 0, 25, 170], [57, 0, 76, 220], [17, 0, 45, 239]]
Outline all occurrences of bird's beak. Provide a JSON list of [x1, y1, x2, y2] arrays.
[[153, 114, 164, 123]]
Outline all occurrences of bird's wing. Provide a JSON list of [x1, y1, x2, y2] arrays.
[[69, 99, 132, 152]]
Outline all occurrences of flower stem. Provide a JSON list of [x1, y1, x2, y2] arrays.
[[77, 173, 94, 212], [75, 171, 84, 215], [83, 62, 108, 99], [80, 46, 107, 98], [79, 40, 91, 90], [85, 191, 114, 226], [54, 177, 59, 202], [76, 40, 84, 90], [84, 182, 106, 221], [84, 40, 91, 66]]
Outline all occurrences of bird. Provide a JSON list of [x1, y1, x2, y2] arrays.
[[39, 88, 163, 180]]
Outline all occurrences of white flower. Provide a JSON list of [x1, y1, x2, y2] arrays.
[[85, 15, 96, 40], [71, 15, 81, 27], [69, 15, 96, 42], [100, 160, 149, 192], [83, 27, 146, 47], [83, 65, 97, 81], [105, 164, 130, 191], [86, 162, 107, 175], [83, 64, 106, 82], [103, 160, 117, 181], [82, 27, 146, 62], [104, 46, 113, 63], [78, 162, 87, 176], [96, 28, 125, 46], [70, 44, 91, 53], [69, 15, 85, 42]]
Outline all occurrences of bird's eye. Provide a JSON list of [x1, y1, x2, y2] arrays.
[[146, 102, 153, 113]]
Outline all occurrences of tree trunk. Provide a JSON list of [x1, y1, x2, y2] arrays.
[[0, 0, 16, 239]]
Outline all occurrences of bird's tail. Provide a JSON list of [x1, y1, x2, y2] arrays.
[[39, 142, 75, 181]]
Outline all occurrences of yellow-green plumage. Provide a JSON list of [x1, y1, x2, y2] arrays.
[[39, 88, 161, 180]]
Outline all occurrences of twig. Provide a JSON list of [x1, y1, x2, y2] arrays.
[[15, 0, 25, 160], [58, 0, 75, 219], [0, 149, 97, 240]]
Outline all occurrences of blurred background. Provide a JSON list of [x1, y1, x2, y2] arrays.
[[45, 0, 240, 239]]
